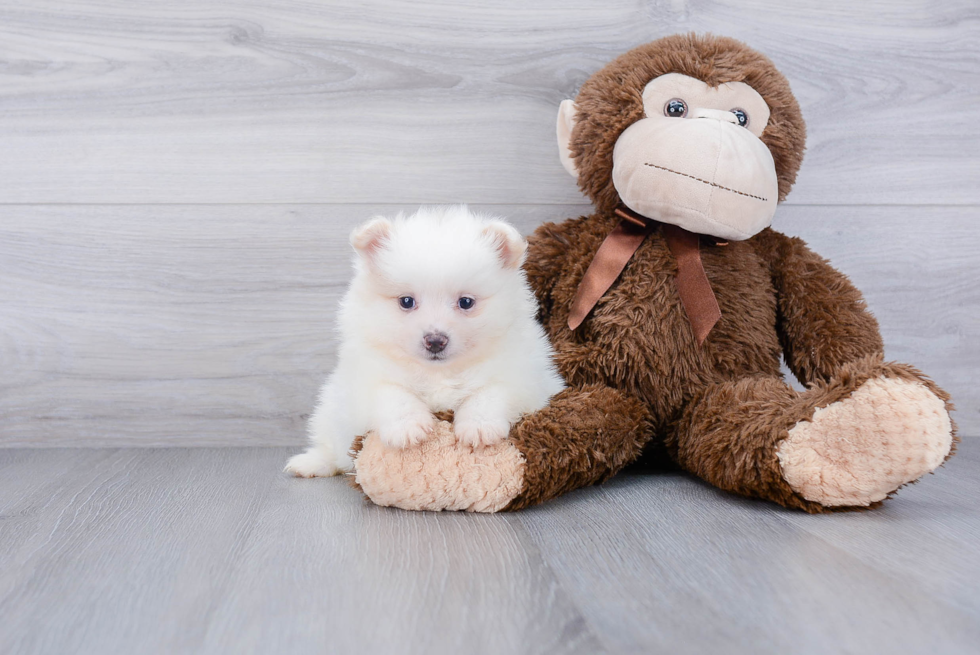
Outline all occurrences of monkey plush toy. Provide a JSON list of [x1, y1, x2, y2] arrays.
[[350, 33, 956, 513]]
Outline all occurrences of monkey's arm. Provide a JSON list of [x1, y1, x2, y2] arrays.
[[751, 228, 884, 386], [524, 217, 586, 323]]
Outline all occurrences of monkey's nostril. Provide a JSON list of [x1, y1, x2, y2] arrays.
[[423, 333, 449, 353]]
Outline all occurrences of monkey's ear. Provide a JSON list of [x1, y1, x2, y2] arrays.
[[350, 217, 392, 259], [556, 99, 579, 178], [483, 221, 527, 270]]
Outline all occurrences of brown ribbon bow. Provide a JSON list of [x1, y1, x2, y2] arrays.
[[567, 206, 723, 345]]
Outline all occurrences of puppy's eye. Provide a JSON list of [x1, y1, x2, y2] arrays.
[[731, 108, 748, 128], [398, 296, 416, 310], [457, 297, 475, 311], [664, 98, 687, 118]]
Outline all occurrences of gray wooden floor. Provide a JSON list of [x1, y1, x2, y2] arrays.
[[1, 441, 978, 655]]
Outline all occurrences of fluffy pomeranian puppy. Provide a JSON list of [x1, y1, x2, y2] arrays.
[[285, 206, 565, 478]]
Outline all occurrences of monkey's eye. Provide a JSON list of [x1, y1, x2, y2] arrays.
[[731, 108, 748, 128], [457, 296, 475, 311], [398, 296, 416, 310], [664, 98, 688, 118]]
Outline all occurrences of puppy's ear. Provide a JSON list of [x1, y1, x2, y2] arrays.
[[483, 221, 527, 269], [350, 217, 392, 260]]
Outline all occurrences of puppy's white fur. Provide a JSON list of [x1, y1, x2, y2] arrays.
[[285, 206, 565, 478]]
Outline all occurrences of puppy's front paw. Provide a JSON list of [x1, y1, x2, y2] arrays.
[[378, 413, 435, 449], [454, 416, 511, 448], [285, 450, 340, 478]]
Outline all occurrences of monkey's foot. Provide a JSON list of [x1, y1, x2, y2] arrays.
[[352, 421, 525, 512], [777, 377, 953, 506]]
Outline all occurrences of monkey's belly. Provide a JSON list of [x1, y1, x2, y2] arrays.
[[550, 239, 782, 425]]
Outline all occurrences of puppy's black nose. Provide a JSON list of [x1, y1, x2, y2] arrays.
[[423, 332, 449, 354]]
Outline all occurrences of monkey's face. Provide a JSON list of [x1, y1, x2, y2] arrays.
[[614, 73, 778, 240], [559, 72, 783, 241]]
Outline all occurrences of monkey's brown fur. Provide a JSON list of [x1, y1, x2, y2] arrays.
[[501, 33, 956, 512]]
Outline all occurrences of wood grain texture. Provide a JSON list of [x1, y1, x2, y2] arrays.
[[0, 0, 977, 204], [779, 443, 980, 620], [0, 444, 978, 654], [2, 203, 977, 446], [515, 440, 980, 655], [0, 448, 601, 655]]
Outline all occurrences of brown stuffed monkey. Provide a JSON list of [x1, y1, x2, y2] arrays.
[[352, 33, 956, 513]]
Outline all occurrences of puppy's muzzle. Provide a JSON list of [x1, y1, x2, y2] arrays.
[[423, 332, 449, 354]]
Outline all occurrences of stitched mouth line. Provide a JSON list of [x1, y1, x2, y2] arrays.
[[644, 163, 768, 202]]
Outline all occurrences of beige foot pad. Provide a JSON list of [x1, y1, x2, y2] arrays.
[[353, 420, 525, 512], [778, 377, 953, 507]]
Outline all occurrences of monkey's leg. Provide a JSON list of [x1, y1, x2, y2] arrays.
[[504, 384, 651, 510], [668, 356, 956, 513], [352, 384, 650, 512]]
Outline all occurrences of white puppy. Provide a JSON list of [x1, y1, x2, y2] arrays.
[[285, 206, 565, 478]]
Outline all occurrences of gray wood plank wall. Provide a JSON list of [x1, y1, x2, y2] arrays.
[[1, 0, 978, 445]]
